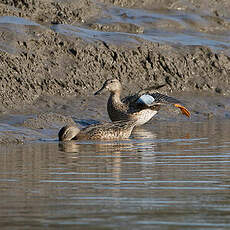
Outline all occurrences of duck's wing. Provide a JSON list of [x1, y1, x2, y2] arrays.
[[122, 94, 139, 105], [148, 93, 191, 117], [124, 93, 190, 117], [144, 93, 182, 105], [122, 84, 166, 105]]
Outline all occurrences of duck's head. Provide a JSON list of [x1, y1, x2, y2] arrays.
[[58, 125, 80, 141], [94, 78, 122, 95]]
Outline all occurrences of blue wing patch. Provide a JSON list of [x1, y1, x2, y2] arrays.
[[137, 94, 155, 106]]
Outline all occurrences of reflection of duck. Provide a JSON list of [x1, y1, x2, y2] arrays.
[[94, 79, 190, 126], [58, 140, 80, 153], [58, 120, 136, 141], [131, 126, 157, 140], [59, 139, 133, 153]]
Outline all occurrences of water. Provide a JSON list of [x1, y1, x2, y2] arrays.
[[1, 5, 230, 53], [51, 6, 230, 51], [1, 119, 230, 229]]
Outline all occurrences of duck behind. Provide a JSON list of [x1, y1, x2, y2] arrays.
[[94, 78, 190, 126]]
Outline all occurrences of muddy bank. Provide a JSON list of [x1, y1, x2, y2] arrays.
[[0, 0, 100, 25], [0, 27, 230, 111], [0, 0, 230, 111], [1, 37, 230, 111]]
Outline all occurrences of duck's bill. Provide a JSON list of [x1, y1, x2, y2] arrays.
[[94, 86, 105, 95], [94, 89, 101, 95], [174, 104, 191, 117]]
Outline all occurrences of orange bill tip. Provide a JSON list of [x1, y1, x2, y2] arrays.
[[174, 104, 191, 117]]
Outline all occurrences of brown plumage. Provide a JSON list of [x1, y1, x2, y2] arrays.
[[94, 78, 190, 126], [58, 120, 137, 141]]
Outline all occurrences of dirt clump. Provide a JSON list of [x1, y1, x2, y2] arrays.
[[0, 0, 100, 24]]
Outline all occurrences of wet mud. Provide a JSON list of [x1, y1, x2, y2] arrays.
[[0, 0, 230, 143]]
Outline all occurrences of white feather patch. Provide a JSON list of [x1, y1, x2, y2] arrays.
[[137, 94, 155, 106], [134, 109, 158, 126]]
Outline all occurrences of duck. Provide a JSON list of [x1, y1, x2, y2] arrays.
[[94, 78, 190, 126], [58, 120, 136, 141]]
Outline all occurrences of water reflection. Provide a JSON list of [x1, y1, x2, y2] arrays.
[[0, 120, 230, 229]]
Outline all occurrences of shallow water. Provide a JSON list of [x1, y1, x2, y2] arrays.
[[50, 5, 230, 51], [1, 119, 230, 229], [1, 3, 230, 53]]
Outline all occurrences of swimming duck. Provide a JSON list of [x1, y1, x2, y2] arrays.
[[94, 78, 190, 126], [58, 120, 136, 141]]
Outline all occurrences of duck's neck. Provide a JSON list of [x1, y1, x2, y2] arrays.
[[109, 91, 122, 106], [107, 90, 127, 121]]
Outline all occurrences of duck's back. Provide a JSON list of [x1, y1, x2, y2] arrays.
[[77, 120, 136, 140]]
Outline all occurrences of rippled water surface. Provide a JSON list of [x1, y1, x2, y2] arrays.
[[1, 120, 230, 229]]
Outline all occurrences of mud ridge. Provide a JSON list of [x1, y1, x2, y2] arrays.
[[0, 0, 229, 113]]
